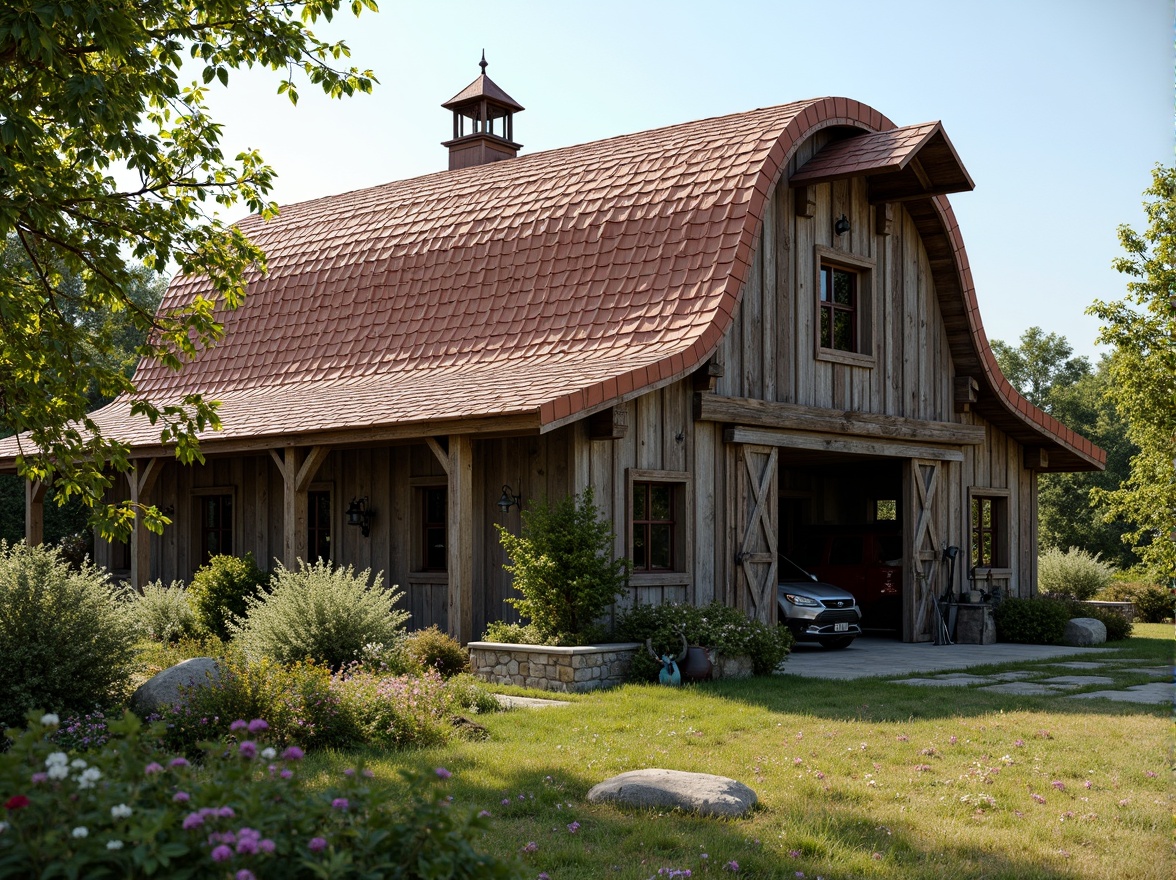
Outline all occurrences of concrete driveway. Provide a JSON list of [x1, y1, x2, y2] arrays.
[[780, 636, 1119, 680]]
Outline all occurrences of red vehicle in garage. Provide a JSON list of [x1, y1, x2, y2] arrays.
[[793, 527, 904, 633]]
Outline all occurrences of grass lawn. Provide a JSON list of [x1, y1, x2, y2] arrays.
[[307, 624, 1172, 880]]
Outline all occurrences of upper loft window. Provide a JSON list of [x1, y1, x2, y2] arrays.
[[820, 264, 858, 352], [814, 246, 875, 368]]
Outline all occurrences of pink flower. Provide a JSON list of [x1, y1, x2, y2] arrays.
[[236, 871, 256, 880], [211, 844, 233, 862], [1084, 780, 1092, 789], [169, 757, 190, 768], [1032, 794, 1047, 804], [281, 746, 304, 761], [247, 719, 268, 733], [814, 771, 825, 780], [331, 798, 349, 811], [435, 767, 452, 779], [182, 813, 204, 829], [4, 795, 29, 810], [30, 772, 47, 784], [144, 762, 164, 775], [308, 837, 327, 853], [343, 769, 356, 777], [238, 741, 257, 759], [230, 720, 248, 732], [1145, 770, 1158, 778], [896, 735, 908, 742], [949, 736, 958, 744], [218, 807, 235, 818], [361, 769, 374, 778], [522, 841, 538, 853], [173, 791, 190, 803], [259, 839, 275, 853], [1014, 739, 1024, 747], [872, 852, 883, 860], [478, 810, 491, 818], [280, 770, 293, 780], [1051, 781, 1065, 791], [789, 850, 801, 858]]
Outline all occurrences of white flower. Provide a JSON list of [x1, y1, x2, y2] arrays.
[[45, 752, 68, 768], [110, 804, 132, 819], [106, 840, 124, 850], [77, 767, 102, 789], [261, 747, 276, 760], [39, 713, 60, 726], [70, 758, 88, 770], [71, 827, 89, 838], [47, 764, 69, 780], [0, 822, 9, 834]]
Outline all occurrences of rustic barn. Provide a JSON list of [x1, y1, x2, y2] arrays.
[[3, 66, 1105, 643]]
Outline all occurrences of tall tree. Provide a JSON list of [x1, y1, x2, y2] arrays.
[[992, 330, 1139, 569], [0, 0, 377, 539], [1087, 165, 1176, 582]]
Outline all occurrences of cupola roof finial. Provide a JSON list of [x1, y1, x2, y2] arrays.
[[479, 50, 488, 75]]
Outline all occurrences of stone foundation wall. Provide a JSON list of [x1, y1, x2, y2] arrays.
[[468, 642, 643, 694], [1076, 600, 1135, 623], [711, 653, 754, 680]]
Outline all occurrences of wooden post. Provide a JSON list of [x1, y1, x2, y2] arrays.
[[127, 460, 161, 590], [271, 445, 329, 569], [25, 479, 46, 547], [446, 435, 474, 645]]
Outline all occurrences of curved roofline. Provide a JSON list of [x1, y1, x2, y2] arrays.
[[538, 96, 1103, 470]]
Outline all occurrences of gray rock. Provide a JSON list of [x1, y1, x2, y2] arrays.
[[1062, 618, 1107, 647], [130, 657, 220, 716], [586, 768, 757, 817]]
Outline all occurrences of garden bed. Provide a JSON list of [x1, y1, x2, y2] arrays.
[[468, 641, 642, 693]]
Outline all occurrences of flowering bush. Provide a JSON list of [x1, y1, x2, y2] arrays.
[[400, 625, 469, 678], [0, 541, 138, 729], [125, 579, 201, 644], [50, 709, 114, 753], [616, 601, 793, 680], [0, 711, 521, 879], [231, 559, 409, 670], [1038, 546, 1114, 601]]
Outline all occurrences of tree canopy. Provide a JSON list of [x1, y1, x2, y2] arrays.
[[1087, 165, 1176, 582], [990, 327, 1090, 412], [0, 0, 376, 538]]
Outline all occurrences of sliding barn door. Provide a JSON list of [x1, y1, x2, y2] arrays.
[[732, 444, 778, 624], [904, 458, 942, 642]]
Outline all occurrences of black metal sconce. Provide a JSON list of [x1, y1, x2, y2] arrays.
[[834, 214, 851, 236], [346, 496, 373, 537], [496, 484, 521, 513]]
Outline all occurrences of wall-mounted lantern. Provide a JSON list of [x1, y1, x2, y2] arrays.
[[834, 214, 851, 236], [496, 484, 521, 513], [346, 496, 373, 537]]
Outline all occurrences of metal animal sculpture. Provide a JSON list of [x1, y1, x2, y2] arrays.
[[646, 631, 689, 686]]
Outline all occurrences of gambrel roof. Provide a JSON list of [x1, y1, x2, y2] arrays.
[[0, 97, 1105, 471]]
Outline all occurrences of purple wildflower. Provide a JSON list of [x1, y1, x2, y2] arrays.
[[230, 720, 248, 732], [344, 769, 356, 777], [173, 791, 190, 803], [218, 807, 235, 819], [567, 821, 580, 833], [362, 769, 374, 778], [211, 845, 233, 862], [144, 762, 164, 775], [435, 767, 452, 780], [247, 719, 269, 733], [182, 813, 204, 830], [478, 810, 491, 818], [236, 871, 256, 880], [280, 769, 293, 780], [30, 772, 47, 784], [308, 837, 327, 853], [522, 841, 538, 853], [281, 746, 304, 761], [238, 741, 257, 759], [331, 798, 349, 811], [724, 861, 739, 872], [258, 839, 275, 854], [168, 757, 190, 768], [1052, 781, 1065, 791]]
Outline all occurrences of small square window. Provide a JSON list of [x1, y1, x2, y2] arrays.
[[813, 246, 875, 368], [627, 470, 691, 576], [820, 265, 858, 352], [969, 492, 1009, 570]]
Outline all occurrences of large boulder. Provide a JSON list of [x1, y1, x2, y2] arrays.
[[130, 657, 220, 716], [1062, 618, 1107, 647], [586, 768, 757, 818]]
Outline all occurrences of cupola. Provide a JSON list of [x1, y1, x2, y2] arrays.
[[442, 52, 524, 170]]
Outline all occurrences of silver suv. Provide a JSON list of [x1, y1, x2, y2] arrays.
[[778, 556, 862, 649]]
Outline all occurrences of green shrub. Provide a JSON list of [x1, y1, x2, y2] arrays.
[[0, 541, 138, 729], [0, 711, 520, 879], [616, 601, 793, 680], [1038, 546, 1114, 600], [187, 553, 270, 640], [1069, 602, 1134, 641], [401, 625, 469, 678], [993, 597, 1071, 644], [495, 487, 630, 644], [231, 559, 409, 670], [157, 651, 358, 755], [126, 579, 201, 643], [1098, 581, 1174, 623], [481, 620, 545, 644]]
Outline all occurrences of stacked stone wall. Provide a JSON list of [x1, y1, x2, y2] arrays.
[[468, 642, 642, 694]]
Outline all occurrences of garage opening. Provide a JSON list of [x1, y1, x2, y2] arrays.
[[778, 455, 904, 638]]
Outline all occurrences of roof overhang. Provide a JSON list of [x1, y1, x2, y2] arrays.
[[789, 122, 974, 203]]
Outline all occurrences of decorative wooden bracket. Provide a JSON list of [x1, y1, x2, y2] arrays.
[[954, 376, 979, 413], [588, 404, 629, 440], [691, 359, 725, 394], [793, 185, 816, 218], [875, 202, 894, 236], [1023, 447, 1050, 470]]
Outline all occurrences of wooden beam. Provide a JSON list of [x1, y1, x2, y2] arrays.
[[425, 437, 450, 475], [692, 359, 725, 393], [724, 427, 966, 462], [280, 446, 308, 569], [875, 202, 894, 237], [587, 404, 628, 440], [909, 156, 933, 191], [696, 393, 986, 446], [295, 446, 329, 493], [446, 435, 474, 645], [1023, 447, 1050, 470], [954, 376, 979, 413], [25, 479, 46, 547], [128, 459, 162, 590], [793, 184, 816, 217]]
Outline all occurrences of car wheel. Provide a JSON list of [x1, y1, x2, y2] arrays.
[[819, 636, 855, 650]]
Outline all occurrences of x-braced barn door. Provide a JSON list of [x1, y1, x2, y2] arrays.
[[905, 459, 941, 642], [733, 444, 778, 625]]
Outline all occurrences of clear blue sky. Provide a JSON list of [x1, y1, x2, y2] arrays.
[[203, 0, 1172, 360]]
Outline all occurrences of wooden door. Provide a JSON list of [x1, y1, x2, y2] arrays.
[[904, 458, 942, 641], [732, 444, 778, 624]]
